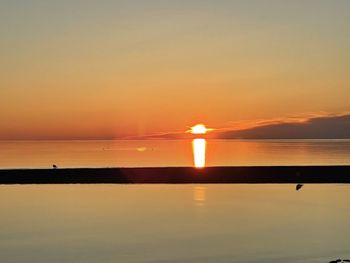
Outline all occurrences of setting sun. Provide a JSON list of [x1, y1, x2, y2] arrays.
[[190, 124, 211, 135]]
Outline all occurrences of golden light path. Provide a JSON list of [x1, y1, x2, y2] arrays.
[[192, 138, 206, 168], [190, 124, 211, 168]]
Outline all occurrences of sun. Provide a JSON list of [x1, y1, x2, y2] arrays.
[[189, 124, 211, 135]]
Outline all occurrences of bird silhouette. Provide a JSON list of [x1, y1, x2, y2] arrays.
[[53, 164, 58, 169], [296, 184, 304, 191]]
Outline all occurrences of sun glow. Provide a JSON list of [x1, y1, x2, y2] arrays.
[[190, 124, 210, 135]]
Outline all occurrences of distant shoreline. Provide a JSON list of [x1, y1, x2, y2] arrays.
[[0, 166, 350, 184]]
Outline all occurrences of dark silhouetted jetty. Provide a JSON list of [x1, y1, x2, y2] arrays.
[[0, 166, 350, 184]]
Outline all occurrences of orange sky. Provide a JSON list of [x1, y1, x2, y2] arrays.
[[1, 1, 349, 139]]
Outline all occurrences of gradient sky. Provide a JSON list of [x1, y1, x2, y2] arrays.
[[1, 0, 349, 139]]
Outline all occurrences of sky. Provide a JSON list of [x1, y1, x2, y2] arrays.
[[0, 0, 349, 139]]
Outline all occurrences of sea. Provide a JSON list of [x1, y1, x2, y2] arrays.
[[0, 139, 349, 168], [0, 139, 350, 263]]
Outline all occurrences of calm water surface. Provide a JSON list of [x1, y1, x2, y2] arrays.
[[1, 141, 350, 262], [0, 139, 350, 168], [0, 184, 349, 263]]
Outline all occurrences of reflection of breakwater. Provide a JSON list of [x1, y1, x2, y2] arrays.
[[192, 138, 206, 168]]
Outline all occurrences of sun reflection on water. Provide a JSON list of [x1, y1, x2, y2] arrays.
[[192, 138, 206, 168], [193, 186, 207, 207]]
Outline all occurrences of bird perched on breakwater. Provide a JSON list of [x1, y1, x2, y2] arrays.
[[53, 164, 58, 169], [296, 184, 304, 191]]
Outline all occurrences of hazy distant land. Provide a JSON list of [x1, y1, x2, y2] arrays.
[[218, 114, 350, 139]]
